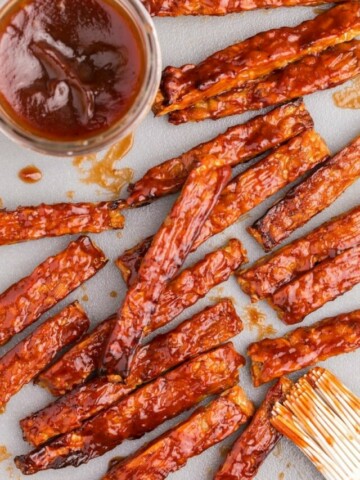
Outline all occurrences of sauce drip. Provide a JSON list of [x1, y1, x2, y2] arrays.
[[18, 165, 43, 183], [73, 134, 134, 196], [110, 291, 118, 298], [0, 445, 11, 462], [0, 0, 145, 141], [243, 305, 277, 341], [333, 76, 360, 110], [0, 198, 3, 209]]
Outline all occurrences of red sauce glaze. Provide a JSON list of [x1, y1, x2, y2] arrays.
[[0, 0, 145, 140]]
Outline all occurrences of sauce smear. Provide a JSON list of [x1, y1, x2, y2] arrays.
[[18, 165, 43, 183], [73, 134, 134, 196], [0, 0, 145, 141], [243, 305, 277, 340]]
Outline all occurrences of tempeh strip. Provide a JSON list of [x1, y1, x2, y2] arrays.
[[154, 3, 360, 115], [21, 378, 133, 447], [0, 236, 107, 346], [249, 135, 360, 251], [0, 200, 125, 246], [215, 378, 292, 479], [36, 315, 116, 396], [15, 344, 244, 472], [146, 239, 244, 327], [103, 159, 231, 377], [118, 238, 246, 305], [21, 303, 244, 446], [36, 298, 242, 396], [248, 310, 360, 386], [143, 0, 345, 16], [102, 386, 254, 480], [127, 299, 243, 385], [269, 245, 360, 325], [170, 41, 360, 124], [0, 302, 89, 413], [127, 101, 313, 206], [238, 204, 360, 300]]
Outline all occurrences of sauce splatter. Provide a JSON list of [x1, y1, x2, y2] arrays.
[[333, 76, 360, 110], [0, 197, 3, 209], [5, 464, 21, 480], [273, 442, 282, 458], [73, 134, 134, 197], [81, 295, 89, 302], [0, 445, 10, 462], [18, 165, 42, 184], [66, 191, 75, 200], [110, 291, 118, 298], [279, 473, 285, 480], [243, 305, 277, 340], [209, 295, 238, 306]]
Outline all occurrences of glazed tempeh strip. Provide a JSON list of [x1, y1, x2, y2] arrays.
[[37, 298, 242, 396], [103, 159, 231, 376], [269, 245, 360, 325], [123, 131, 329, 263], [249, 135, 360, 251], [0, 236, 107, 346], [127, 299, 243, 385], [117, 238, 246, 305], [215, 378, 292, 479], [22, 302, 244, 446], [127, 101, 313, 206], [238, 205, 360, 300], [0, 303, 89, 413], [103, 387, 254, 480], [21, 377, 133, 447], [170, 41, 360, 124], [0, 200, 125, 246], [143, 0, 345, 16], [16, 344, 244, 472], [154, 3, 360, 115], [36, 315, 116, 396], [248, 310, 360, 387]]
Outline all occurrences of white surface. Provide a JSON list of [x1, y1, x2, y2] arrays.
[[0, 4, 359, 480]]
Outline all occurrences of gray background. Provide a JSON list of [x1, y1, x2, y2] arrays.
[[0, 4, 359, 480]]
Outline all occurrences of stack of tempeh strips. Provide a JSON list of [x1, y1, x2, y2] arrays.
[[121, 103, 329, 272], [239, 202, 360, 324], [0, 236, 108, 411], [153, 3, 360, 123]]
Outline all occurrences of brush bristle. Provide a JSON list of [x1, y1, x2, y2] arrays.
[[271, 367, 360, 480]]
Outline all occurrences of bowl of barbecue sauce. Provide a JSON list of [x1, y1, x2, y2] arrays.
[[0, 0, 161, 155]]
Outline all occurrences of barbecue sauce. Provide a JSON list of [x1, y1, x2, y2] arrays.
[[18, 165, 42, 183], [0, 0, 145, 141]]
